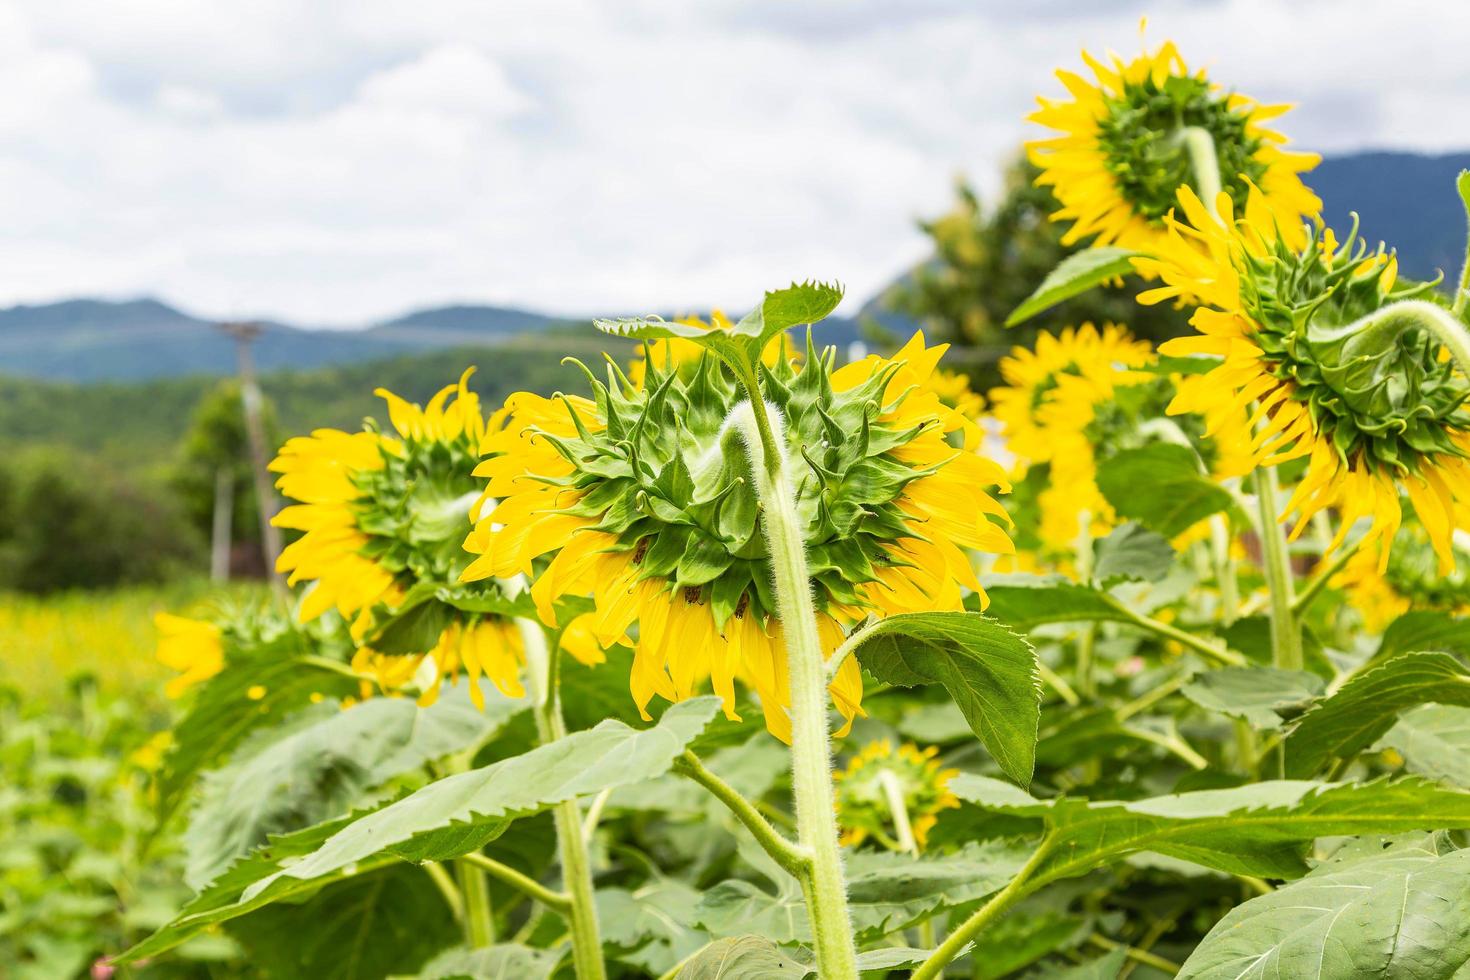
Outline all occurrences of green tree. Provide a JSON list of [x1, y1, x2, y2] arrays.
[[876, 154, 1189, 389], [171, 380, 278, 573]]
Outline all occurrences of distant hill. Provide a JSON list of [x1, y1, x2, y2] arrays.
[[0, 150, 1463, 383], [1309, 151, 1470, 283]]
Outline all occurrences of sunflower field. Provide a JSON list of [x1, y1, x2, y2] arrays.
[[20, 32, 1470, 980]]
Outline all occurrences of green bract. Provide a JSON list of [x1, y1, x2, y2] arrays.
[[1241, 220, 1468, 475], [547, 334, 931, 628], [1097, 74, 1263, 221]]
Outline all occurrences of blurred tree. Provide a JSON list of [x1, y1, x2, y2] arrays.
[[875, 154, 1190, 389], [172, 380, 279, 578], [0, 449, 201, 592]]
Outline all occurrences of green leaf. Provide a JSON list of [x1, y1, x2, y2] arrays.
[[674, 936, 808, 980], [1374, 610, 1470, 664], [595, 281, 842, 380], [1005, 247, 1143, 327], [158, 634, 358, 823], [1091, 523, 1175, 586], [1377, 704, 1470, 787], [120, 699, 721, 961], [1177, 835, 1470, 979], [597, 879, 710, 975], [971, 907, 1087, 979], [417, 943, 564, 979], [1028, 948, 1127, 979], [1095, 444, 1238, 538], [1285, 651, 1470, 778], [851, 611, 1040, 786], [1182, 667, 1323, 730], [694, 841, 1026, 945], [186, 682, 525, 889], [980, 575, 1132, 632], [950, 774, 1470, 884], [226, 865, 458, 980]]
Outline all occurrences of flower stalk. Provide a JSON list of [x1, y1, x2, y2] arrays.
[[728, 380, 860, 980], [520, 616, 607, 980], [1252, 466, 1303, 671]]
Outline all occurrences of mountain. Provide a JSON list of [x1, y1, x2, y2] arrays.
[[1310, 151, 1470, 283], [0, 150, 1464, 383]]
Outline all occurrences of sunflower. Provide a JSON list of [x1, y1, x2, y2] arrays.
[[1333, 521, 1470, 632], [154, 612, 225, 698], [270, 370, 526, 707], [989, 323, 1154, 552], [1028, 37, 1319, 255], [1137, 185, 1470, 572], [834, 740, 959, 850], [461, 332, 1013, 740]]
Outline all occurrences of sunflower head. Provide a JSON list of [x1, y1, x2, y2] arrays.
[[989, 323, 1155, 552], [463, 325, 1013, 740], [1029, 38, 1319, 253], [834, 740, 959, 850], [270, 370, 526, 707], [1141, 186, 1470, 570]]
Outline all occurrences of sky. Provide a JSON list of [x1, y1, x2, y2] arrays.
[[1, 0, 1468, 326]]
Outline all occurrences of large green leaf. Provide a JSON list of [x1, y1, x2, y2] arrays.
[[597, 879, 711, 976], [674, 936, 808, 980], [1373, 610, 1470, 664], [417, 943, 563, 979], [1095, 444, 1238, 538], [1091, 522, 1175, 586], [693, 841, 1027, 944], [1285, 651, 1470, 777], [1376, 704, 1470, 787], [951, 774, 1470, 885], [1028, 948, 1128, 979], [226, 865, 458, 980], [185, 682, 526, 888], [1005, 247, 1143, 327], [1182, 667, 1323, 730], [851, 611, 1040, 786], [157, 633, 358, 822], [981, 575, 1133, 632], [1177, 835, 1470, 979], [119, 698, 721, 962]]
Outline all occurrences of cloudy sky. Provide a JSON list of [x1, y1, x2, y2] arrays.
[[2, 0, 1467, 326]]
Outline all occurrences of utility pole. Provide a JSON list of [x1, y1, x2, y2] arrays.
[[210, 464, 234, 582], [218, 321, 285, 593]]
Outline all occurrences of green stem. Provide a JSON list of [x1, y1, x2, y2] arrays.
[[1455, 172, 1470, 319], [1252, 466, 1302, 671], [421, 861, 465, 924], [1036, 659, 1081, 707], [878, 771, 942, 979], [1087, 934, 1181, 976], [1099, 595, 1244, 667], [1209, 515, 1240, 626], [674, 750, 810, 877], [1291, 541, 1358, 615], [459, 852, 571, 912], [456, 857, 496, 947], [1346, 298, 1470, 379], [911, 834, 1055, 980], [520, 618, 607, 980], [1179, 125, 1223, 207], [730, 387, 859, 979]]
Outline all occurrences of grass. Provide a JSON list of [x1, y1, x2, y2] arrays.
[[0, 579, 268, 706]]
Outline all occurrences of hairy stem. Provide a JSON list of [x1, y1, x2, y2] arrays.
[[521, 617, 607, 980], [674, 750, 810, 876], [455, 858, 496, 947], [1179, 125, 1224, 207], [911, 834, 1055, 980], [1251, 466, 1303, 671], [730, 386, 859, 979], [459, 852, 571, 912]]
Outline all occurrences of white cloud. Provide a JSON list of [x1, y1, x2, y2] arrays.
[[0, 0, 1466, 325]]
